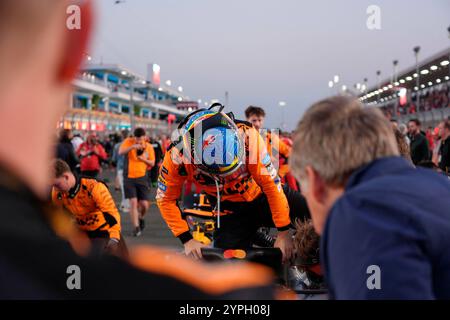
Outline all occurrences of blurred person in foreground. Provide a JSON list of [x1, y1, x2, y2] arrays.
[[0, 0, 275, 299], [291, 96, 450, 299]]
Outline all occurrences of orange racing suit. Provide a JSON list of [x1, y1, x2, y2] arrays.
[[52, 177, 121, 240], [156, 121, 291, 244]]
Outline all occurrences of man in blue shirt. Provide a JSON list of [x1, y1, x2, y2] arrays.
[[291, 96, 450, 299]]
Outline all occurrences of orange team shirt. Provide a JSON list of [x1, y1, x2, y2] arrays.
[[262, 131, 291, 178], [156, 122, 290, 238], [120, 137, 155, 179], [51, 177, 121, 240]]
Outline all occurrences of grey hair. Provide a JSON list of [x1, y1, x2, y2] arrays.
[[291, 96, 399, 187]]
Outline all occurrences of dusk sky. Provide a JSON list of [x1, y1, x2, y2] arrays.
[[90, 0, 450, 130]]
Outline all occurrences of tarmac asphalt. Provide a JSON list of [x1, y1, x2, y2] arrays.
[[99, 168, 183, 251]]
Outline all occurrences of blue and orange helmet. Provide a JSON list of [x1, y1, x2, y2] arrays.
[[180, 104, 244, 177]]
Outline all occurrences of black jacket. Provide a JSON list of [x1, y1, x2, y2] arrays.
[[56, 140, 79, 171], [439, 137, 450, 172], [409, 133, 429, 165]]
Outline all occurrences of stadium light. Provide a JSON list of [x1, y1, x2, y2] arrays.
[[413, 73, 418, 78], [376, 70, 381, 103], [430, 65, 438, 71], [392, 60, 399, 83], [406, 76, 413, 81], [436, 79, 441, 83], [421, 84, 425, 88], [446, 76, 450, 81], [441, 26, 450, 79], [441, 60, 450, 66], [428, 81, 433, 86], [420, 69, 429, 75], [413, 46, 421, 107], [178, 86, 183, 92], [178, 97, 183, 101], [165, 80, 172, 86], [334, 75, 339, 83], [328, 81, 334, 88], [399, 79, 405, 84]]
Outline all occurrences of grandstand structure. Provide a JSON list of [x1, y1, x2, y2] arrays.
[[359, 47, 450, 127], [59, 63, 194, 135]]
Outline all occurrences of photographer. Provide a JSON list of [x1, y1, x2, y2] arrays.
[[119, 127, 155, 236]]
